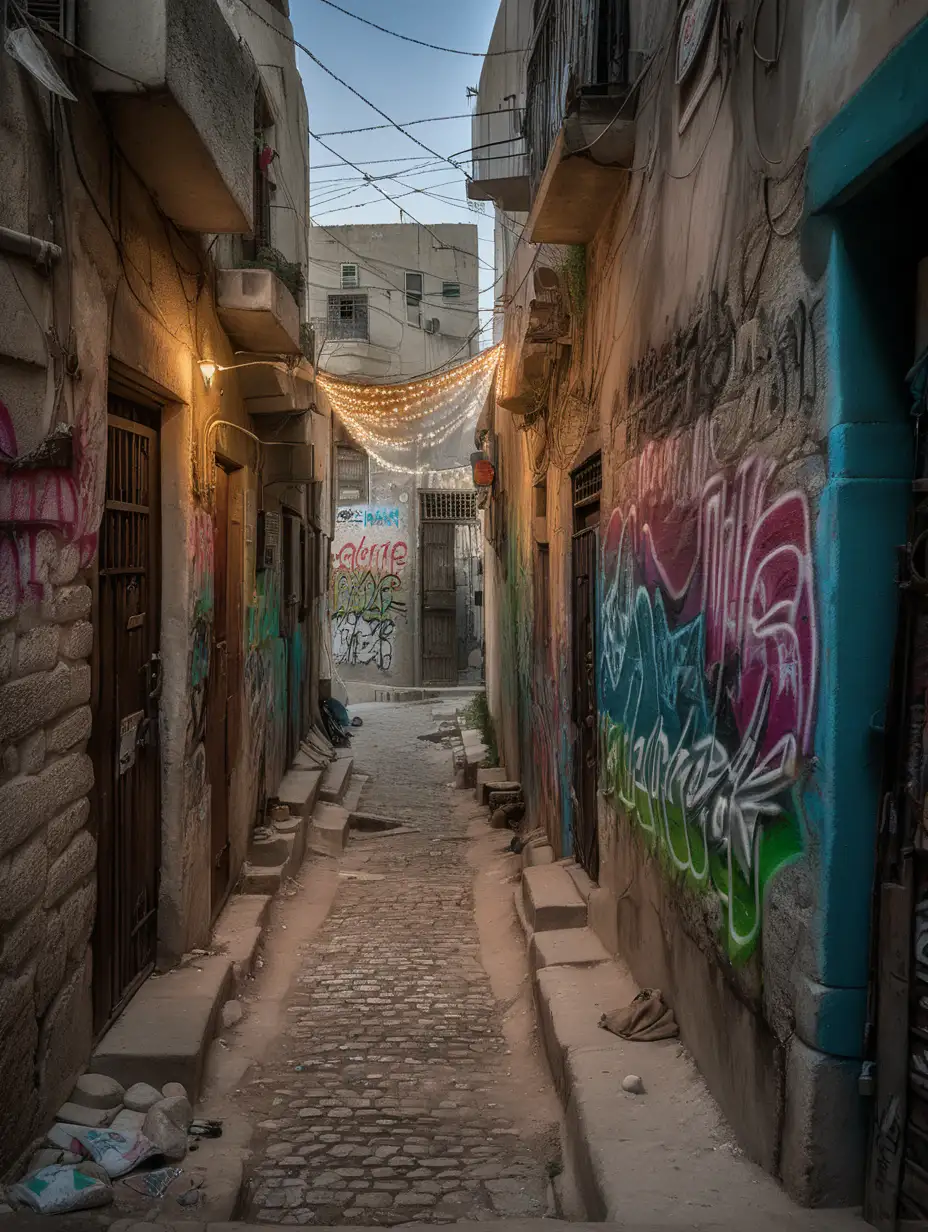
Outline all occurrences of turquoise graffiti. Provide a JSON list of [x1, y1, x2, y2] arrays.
[[599, 450, 817, 961]]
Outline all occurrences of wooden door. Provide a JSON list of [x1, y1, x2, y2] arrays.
[[93, 402, 161, 1034], [206, 466, 231, 915], [421, 521, 456, 685]]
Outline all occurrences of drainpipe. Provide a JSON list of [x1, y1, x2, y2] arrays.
[[0, 226, 62, 270]]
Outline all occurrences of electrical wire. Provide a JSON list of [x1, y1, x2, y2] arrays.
[[317, 108, 521, 139], [312, 0, 525, 57], [236, 0, 470, 181]]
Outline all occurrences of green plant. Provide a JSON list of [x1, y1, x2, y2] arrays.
[[460, 690, 499, 768], [240, 246, 305, 304], [563, 244, 587, 324]]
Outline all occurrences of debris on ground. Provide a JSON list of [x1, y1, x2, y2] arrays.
[[600, 988, 679, 1041], [7, 1077, 201, 1216]]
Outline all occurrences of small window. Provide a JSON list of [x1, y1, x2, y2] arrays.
[[336, 445, 369, 505], [442, 281, 461, 299], [405, 271, 423, 327], [341, 263, 360, 289], [327, 294, 369, 341]]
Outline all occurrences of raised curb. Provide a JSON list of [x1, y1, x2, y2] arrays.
[[475, 766, 508, 804], [320, 755, 353, 803], [90, 955, 233, 1099], [212, 894, 271, 992], [310, 801, 351, 856], [530, 927, 610, 971], [522, 864, 587, 932], [276, 766, 323, 817]]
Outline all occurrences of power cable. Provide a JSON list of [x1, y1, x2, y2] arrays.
[[317, 108, 521, 138], [236, 0, 470, 180], [312, 0, 525, 57]]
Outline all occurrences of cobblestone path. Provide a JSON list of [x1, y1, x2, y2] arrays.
[[243, 702, 556, 1225]]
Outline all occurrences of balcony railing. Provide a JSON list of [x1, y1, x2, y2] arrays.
[[525, 0, 630, 197]]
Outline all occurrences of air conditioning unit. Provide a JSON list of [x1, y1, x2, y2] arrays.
[[24, 0, 75, 42], [423, 318, 441, 335]]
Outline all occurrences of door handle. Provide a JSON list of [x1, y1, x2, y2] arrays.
[[148, 652, 163, 703]]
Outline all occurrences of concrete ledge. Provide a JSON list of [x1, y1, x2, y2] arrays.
[[563, 861, 595, 904], [320, 755, 353, 803], [522, 864, 587, 932], [530, 927, 610, 972], [475, 766, 508, 804], [241, 825, 302, 895], [276, 767, 323, 818], [342, 772, 368, 814], [310, 802, 351, 857], [91, 955, 233, 1099], [212, 894, 271, 992], [523, 841, 555, 868]]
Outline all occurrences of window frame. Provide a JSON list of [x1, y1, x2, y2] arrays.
[[405, 271, 423, 328], [327, 293, 369, 342]]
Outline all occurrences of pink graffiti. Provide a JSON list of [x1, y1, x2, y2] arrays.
[[189, 509, 215, 618], [605, 454, 817, 758], [334, 537, 408, 574], [0, 398, 100, 616]]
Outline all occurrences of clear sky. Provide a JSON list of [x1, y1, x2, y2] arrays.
[[290, 0, 503, 349]]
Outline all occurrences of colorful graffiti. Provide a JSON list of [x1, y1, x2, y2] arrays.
[[0, 397, 102, 618], [336, 506, 401, 529], [331, 513, 409, 675], [599, 443, 817, 959], [332, 567, 406, 671]]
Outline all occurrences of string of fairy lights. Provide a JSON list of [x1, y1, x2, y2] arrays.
[[317, 345, 502, 474]]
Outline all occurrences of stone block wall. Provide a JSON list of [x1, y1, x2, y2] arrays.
[[0, 572, 96, 1172]]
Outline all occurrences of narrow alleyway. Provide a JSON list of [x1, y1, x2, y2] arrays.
[[237, 701, 560, 1226]]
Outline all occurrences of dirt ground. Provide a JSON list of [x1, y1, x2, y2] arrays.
[[202, 701, 562, 1227]]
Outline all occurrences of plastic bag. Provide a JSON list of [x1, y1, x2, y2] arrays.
[[47, 1124, 160, 1178], [10, 1165, 113, 1214]]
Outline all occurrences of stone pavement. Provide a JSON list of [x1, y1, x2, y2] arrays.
[[241, 703, 556, 1226]]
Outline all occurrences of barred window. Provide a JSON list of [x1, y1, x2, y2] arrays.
[[419, 490, 477, 521], [328, 294, 369, 341], [336, 445, 369, 504]]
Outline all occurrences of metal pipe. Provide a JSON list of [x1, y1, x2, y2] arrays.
[[0, 225, 62, 269]]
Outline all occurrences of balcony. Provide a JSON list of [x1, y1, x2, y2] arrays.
[[466, 0, 532, 212], [81, 0, 254, 233], [525, 0, 636, 243], [217, 268, 302, 355], [233, 359, 314, 417]]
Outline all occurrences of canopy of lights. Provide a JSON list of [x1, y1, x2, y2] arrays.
[[317, 345, 502, 475]]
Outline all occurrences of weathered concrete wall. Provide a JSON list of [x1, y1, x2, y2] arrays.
[[0, 4, 319, 1170], [484, 0, 928, 1205]]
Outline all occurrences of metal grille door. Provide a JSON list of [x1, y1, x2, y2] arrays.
[[93, 403, 161, 1034], [422, 522, 457, 685]]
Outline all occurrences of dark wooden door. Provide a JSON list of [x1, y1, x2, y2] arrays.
[[571, 523, 600, 880], [421, 521, 456, 685], [206, 466, 231, 915], [93, 403, 161, 1035]]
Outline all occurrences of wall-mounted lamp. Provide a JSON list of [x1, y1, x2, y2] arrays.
[[199, 361, 219, 389], [198, 357, 302, 391]]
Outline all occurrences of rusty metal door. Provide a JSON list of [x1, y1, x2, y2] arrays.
[[92, 402, 161, 1035], [570, 454, 602, 881], [206, 466, 231, 915], [422, 521, 457, 685]]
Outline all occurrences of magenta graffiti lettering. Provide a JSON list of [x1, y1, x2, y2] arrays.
[[0, 398, 101, 615], [334, 537, 408, 574], [600, 430, 817, 958]]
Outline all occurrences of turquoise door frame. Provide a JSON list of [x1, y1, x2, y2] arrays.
[[802, 16, 928, 1060]]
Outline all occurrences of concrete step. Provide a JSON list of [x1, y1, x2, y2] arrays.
[[522, 863, 587, 932], [563, 859, 595, 903], [310, 801, 351, 857], [320, 754, 353, 803], [276, 765, 323, 818], [530, 926, 610, 973], [475, 766, 508, 805], [341, 772, 369, 814], [212, 894, 271, 992], [90, 954, 233, 1099], [241, 821, 304, 895]]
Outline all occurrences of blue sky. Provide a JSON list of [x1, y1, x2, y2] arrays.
[[291, 0, 502, 342]]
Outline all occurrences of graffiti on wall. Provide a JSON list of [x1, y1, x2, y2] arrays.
[[332, 508, 409, 674], [0, 398, 103, 618], [600, 294, 822, 960]]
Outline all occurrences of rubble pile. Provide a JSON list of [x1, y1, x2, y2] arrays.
[[3, 1074, 210, 1215]]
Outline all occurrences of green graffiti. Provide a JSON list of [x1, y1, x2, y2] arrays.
[[600, 717, 804, 962]]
